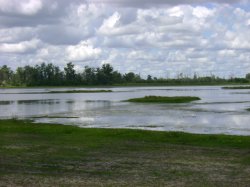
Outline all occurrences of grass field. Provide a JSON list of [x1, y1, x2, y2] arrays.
[[0, 119, 250, 186]]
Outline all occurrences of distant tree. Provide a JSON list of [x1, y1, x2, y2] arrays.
[[112, 71, 123, 84], [0, 65, 13, 86], [82, 66, 96, 85], [96, 64, 114, 85], [1, 62, 250, 87], [22, 65, 38, 86], [12, 67, 24, 86], [123, 72, 136, 82], [246, 73, 250, 80], [123, 72, 142, 83], [147, 75, 152, 81], [193, 73, 198, 80], [53, 66, 64, 85], [64, 62, 76, 85]]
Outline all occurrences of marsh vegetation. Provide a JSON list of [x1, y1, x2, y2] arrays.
[[126, 96, 201, 103], [222, 86, 250, 89], [49, 90, 112, 93]]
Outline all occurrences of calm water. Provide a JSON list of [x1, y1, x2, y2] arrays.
[[1, 86, 250, 135]]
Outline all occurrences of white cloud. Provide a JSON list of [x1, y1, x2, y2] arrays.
[[66, 40, 102, 61], [0, 0, 43, 15], [0, 1, 250, 78], [192, 6, 215, 18], [89, 0, 244, 8], [218, 49, 236, 57], [98, 12, 141, 36], [0, 27, 36, 43], [168, 6, 185, 17], [0, 39, 40, 53], [98, 12, 121, 35]]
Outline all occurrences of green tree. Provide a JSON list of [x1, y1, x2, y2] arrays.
[[246, 73, 250, 80], [19, 65, 39, 86], [0, 65, 13, 86], [147, 75, 152, 82], [123, 72, 141, 83], [112, 71, 123, 84], [82, 66, 96, 85], [96, 64, 114, 85], [64, 62, 76, 85], [12, 67, 25, 86]]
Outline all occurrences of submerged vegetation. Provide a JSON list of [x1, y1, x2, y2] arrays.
[[0, 119, 250, 186], [49, 90, 112, 93], [1, 90, 112, 94], [127, 96, 201, 103], [222, 86, 250, 89], [1, 63, 250, 87], [32, 115, 79, 119]]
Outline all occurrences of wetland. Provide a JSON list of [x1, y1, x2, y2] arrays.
[[1, 86, 250, 135]]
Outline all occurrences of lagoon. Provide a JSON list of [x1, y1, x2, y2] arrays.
[[1, 86, 250, 135]]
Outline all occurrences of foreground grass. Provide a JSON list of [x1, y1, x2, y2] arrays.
[[1, 119, 250, 186], [222, 86, 250, 89], [127, 96, 201, 103]]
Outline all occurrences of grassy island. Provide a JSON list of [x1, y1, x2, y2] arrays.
[[126, 96, 201, 103], [222, 86, 250, 89], [1, 119, 249, 186]]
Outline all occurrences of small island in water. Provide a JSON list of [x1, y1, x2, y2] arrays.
[[222, 86, 250, 89], [126, 96, 201, 103]]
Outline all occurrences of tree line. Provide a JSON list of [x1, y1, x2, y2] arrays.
[[0, 62, 250, 87]]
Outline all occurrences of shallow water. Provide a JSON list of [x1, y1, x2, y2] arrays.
[[1, 86, 250, 135]]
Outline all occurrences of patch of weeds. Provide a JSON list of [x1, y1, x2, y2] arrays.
[[0, 101, 14, 105], [222, 86, 250, 89], [49, 90, 112, 94], [32, 116, 79, 119], [126, 96, 201, 103]]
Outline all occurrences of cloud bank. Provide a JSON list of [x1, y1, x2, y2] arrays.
[[0, 0, 249, 78]]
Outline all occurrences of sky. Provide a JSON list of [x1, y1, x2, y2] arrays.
[[0, 0, 249, 78]]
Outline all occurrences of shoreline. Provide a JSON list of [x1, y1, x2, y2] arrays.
[[1, 118, 250, 137], [1, 83, 250, 89]]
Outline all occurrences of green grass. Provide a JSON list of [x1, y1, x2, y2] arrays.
[[222, 86, 250, 89], [1, 119, 250, 186], [126, 96, 201, 103]]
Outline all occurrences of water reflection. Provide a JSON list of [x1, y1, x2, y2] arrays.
[[1, 86, 250, 135], [17, 99, 60, 105], [0, 101, 14, 105]]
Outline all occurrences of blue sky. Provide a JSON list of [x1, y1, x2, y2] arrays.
[[0, 0, 249, 78]]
